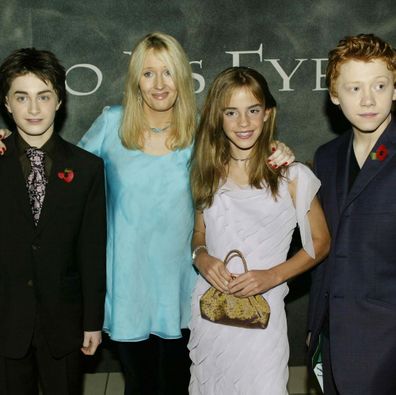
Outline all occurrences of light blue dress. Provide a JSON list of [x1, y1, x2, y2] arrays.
[[78, 105, 197, 341]]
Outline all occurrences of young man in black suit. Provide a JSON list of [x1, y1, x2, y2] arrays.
[[0, 48, 106, 394]]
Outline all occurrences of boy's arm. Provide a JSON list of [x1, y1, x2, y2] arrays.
[[81, 331, 102, 355], [77, 158, 107, 341]]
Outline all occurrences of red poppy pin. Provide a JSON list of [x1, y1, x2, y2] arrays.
[[58, 168, 74, 183], [370, 144, 388, 161]]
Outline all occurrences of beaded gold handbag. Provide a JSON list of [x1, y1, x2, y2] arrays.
[[200, 249, 270, 329]]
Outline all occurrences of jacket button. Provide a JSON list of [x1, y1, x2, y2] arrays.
[[27, 279, 33, 287], [32, 245, 37, 251]]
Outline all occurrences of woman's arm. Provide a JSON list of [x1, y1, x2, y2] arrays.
[[268, 140, 295, 168], [0, 129, 11, 154], [228, 181, 330, 297], [0, 128, 294, 161], [192, 210, 233, 293]]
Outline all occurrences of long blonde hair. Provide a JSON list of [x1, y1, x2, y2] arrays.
[[190, 67, 282, 210], [121, 32, 196, 150]]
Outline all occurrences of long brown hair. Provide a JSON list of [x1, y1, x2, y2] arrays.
[[190, 66, 282, 210]]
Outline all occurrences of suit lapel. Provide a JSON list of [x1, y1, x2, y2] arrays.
[[36, 135, 70, 233], [335, 132, 353, 214], [343, 119, 396, 211], [3, 134, 34, 224]]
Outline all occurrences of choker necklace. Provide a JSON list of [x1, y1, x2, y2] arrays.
[[150, 125, 170, 134], [230, 154, 250, 162]]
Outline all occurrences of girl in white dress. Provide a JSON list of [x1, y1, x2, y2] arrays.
[[188, 67, 330, 395]]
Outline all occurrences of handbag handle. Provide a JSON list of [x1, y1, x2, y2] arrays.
[[223, 249, 248, 273]]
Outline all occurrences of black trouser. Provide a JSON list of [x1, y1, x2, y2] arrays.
[[116, 329, 190, 395], [0, 317, 82, 395]]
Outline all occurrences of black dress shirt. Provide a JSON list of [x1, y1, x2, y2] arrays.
[[16, 133, 56, 181]]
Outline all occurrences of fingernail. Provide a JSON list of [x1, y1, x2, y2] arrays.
[[272, 164, 278, 169], [271, 147, 276, 152], [283, 162, 288, 166], [267, 159, 272, 163]]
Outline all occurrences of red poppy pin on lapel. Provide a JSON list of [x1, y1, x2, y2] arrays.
[[370, 144, 388, 161], [58, 168, 74, 183]]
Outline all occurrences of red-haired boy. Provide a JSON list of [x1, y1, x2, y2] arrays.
[[308, 34, 396, 395]]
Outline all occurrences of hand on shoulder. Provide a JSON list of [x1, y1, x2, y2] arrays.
[[0, 128, 12, 155]]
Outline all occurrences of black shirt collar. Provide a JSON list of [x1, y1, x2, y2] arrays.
[[16, 132, 56, 159]]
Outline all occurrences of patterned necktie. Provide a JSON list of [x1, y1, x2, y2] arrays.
[[26, 147, 48, 226]]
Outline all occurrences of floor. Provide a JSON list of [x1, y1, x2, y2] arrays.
[[82, 366, 322, 394]]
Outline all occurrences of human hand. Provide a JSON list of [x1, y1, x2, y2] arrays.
[[195, 253, 233, 293], [228, 269, 278, 297], [81, 331, 102, 355], [268, 140, 295, 169], [306, 331, 311, 348], [0, 128, 11, 155]]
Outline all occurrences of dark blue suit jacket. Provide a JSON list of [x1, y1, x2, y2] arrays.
[[308, 118, 396, 395]]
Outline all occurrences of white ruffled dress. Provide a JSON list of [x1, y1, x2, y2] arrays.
[[188, 163, 320, 395]]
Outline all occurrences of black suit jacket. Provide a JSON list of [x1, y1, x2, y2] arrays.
[[0, 133, 106, 359], [308, 119, 396, 394]]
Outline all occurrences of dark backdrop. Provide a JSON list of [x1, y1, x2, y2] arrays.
[[1, 0, 395, 368]]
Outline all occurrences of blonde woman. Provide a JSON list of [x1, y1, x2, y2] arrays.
[[188, 67, 330, 394], [78, 32, 198, 394]]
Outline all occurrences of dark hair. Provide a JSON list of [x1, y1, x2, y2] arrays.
[[0, 48, 66, 108]]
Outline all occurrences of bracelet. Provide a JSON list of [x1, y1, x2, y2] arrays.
[[192, 245, 208, 262]]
